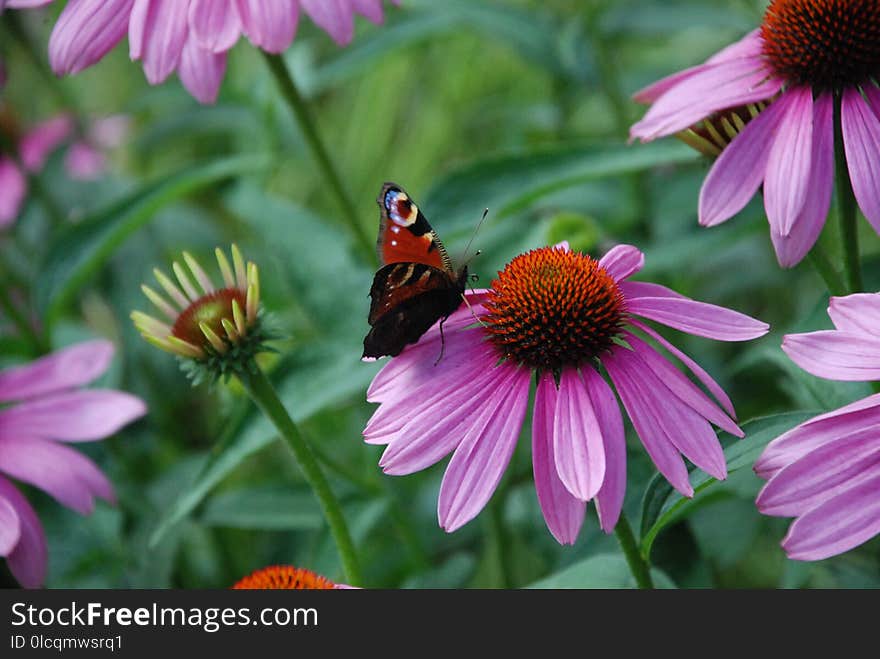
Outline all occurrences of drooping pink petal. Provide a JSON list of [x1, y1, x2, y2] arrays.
[[0, 436, 115, 514], [0, 340, 114, 403], [630, 58, 780, 141], [624, 332, 741, 437], [764, 86, 814, 237], [48, 0, 134, 76], [628, 318, 736, 418], [178, 34, 227, 104], [583, 368, 626, 533], [0, 496, 21, 556], [626, 295, 769, 341], [828, 293, 880, 335], [64, 141, 106, 179], [698, 89, 790, 227], [0, 477, 47, 588], [129, 0, 189, 84], [19, 115, 73, 172], [619, 280, 686, 301], [604, 349, 693, 496], [236, 0, 298, 53], [782, 330, 880, 381], [189, 0, 241, 52], [300, 0, 354, 45], [379, 360, 517, 474], [755, 393, 880, 479], [770, 92, 834, 267], [598, 244, 644, 282], [437, 367, 530, 532], [0, 158, 26, 228], [531, 372, 586, 545], [7, 0, 55, 7], [0, 389, 146, 442], [757, 431, 880, 517], [781, 472, 880, 561], [350, 0, 385, 23], [842, 87, 880, 233], [552, 368, 606, 501]]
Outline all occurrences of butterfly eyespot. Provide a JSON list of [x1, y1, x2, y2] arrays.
[[385, 189, 418, 227]]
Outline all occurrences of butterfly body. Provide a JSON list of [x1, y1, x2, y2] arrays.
[[363, 183, 467, 360]]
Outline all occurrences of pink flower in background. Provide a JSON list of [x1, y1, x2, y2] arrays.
[[0, 340, 146, 587], [28, 0, 401, 104], [364, 243, 768, 543], [630, 0, 880, 268], [756, 293, 880, 561]]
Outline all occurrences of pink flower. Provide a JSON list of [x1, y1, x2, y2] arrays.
[[38, 0, 399, 104], [630, 0, 880, 268], [364, 243, 769, 543], [756, 293, 880, 560], [0, 340, 146, 587]]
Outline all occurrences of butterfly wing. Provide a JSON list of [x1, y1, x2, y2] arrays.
[[376, 182, 453, 273]]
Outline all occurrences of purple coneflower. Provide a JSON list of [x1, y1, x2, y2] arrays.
[[232, 565, 351, 589], [16, 0, 399, 104], [756, 292, 880, 560], [364, 243, 769, 543], [630, 0, 880, 268], [0, 340, 146, 587]]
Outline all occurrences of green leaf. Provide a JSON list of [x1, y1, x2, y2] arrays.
[[639, 411, 818, 560], [423, 141, 696, 230], [36, 154, 270, 327], [527, 554, 676, 589], [200, 486, 322, 530]]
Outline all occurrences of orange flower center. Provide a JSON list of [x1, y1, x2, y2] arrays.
[[232, 566, 337, 589], [761, 0, 880, 90], [171, 288, 247, 349], [482, 247, 625, 372]]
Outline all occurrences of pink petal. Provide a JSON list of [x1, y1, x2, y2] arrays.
[[698, 90, 789, 227], [552, 368, 606, 501], [828, 293, 880, 335], [583, 368, 626, 533], [631, 58, 780, 141], [300, 0, 354, 45], [7, 0, 55, 7], [842, 86, 880, 233], [48, 0, 134, 76], [64, 141, 106, 179], [129, 0, 189, 84], [604, 349, 693, 496], [757, 431, 880, 517], [0, 158, 26, 228], [437, 367, 530, 532], [0, 436, 115, 514], [0, 476, 47, 588], [236, 0, 298, 53], [0, 496, 21, 556], [0, 340, 114, 403], [178, 34, 227, 104], [19, 115, 73, 172], [626, 296, 769, 341], [782, 330, 880, 381], [598, 244, 644, 282], [350, 0, 385, 24], [756, 393, 880, 479], [625, 332, 741, 437], [620, 280, 686, 301], [770, 92, 834, 267], [189, 0, 241, 52], [764, 86, 814, 237], [379, 361, 517, 475], [628, 318, 736, 419], [781, 472, 880, 561], [532, 372, 586, 544], [0, 389, 146, 441]]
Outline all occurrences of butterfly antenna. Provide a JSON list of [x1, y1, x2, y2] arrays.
[[460, 292, 488, 329], [461, 207, 489, 266]]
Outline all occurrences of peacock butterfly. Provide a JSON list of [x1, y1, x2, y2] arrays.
[[362, 182, 468, 360]]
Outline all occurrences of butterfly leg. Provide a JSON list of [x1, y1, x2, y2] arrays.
[[434, 316, 449, 366]]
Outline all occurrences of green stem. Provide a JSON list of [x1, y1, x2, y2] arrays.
[[615, 514, 654, 589], [0, 276, 46, 355], [485, 500, 511, 588], [238, 365, 362, 586], [834, 94, 862, 293], [806, 243, 846, 296], [261, 52, 375, 264]]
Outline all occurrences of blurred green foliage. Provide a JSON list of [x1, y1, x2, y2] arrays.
[[2, 0, 879, 589]]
